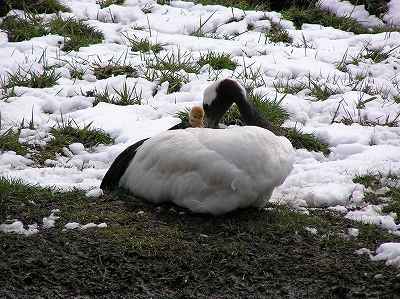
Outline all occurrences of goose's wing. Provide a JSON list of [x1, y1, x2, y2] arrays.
[[100, 138, 148, 191]]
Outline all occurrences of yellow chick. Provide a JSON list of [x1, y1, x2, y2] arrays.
[[189, 106, 205, 128]]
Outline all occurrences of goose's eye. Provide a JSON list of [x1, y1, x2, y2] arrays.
[[203, 104, 209, 113]]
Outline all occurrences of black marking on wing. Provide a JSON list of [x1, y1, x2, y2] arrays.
[[100, 138, 148, 191]]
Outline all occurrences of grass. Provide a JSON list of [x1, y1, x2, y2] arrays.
[[142, 67, 189, 94], [125, 36, 165, 54], [149, 50, 200, 74], [0, 15, 48, 42], [308, 80, 337, 101], [33, 119, 113, 164], [273, 79, 305, 95], [266, 23, 293, 44], [92, 83, 143, 106], [284, 127, 330, 155], [1, 177, 400, 297], [49, 17, 104, 52], [192, 0, 268, 11], [0, 129, 28, 156], [282, 7, 369, 34], [353, 173, 400, 215], [362, 46, 400, 63], [5, 67, 61, 89], [97, 0, 125, 8], [93, 63, 137, 80], [0, 0, 69, 17], [198, 52, 237, 71], [0, 14, 103, 49]]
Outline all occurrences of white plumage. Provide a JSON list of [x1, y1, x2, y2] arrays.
[[119, 126, 294, 215]]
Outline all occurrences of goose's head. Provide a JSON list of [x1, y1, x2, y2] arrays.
[[203, 78, 247, 128], [189, 106, 205, 128]]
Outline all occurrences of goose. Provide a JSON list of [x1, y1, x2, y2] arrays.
[[100, 80, 294, 215]]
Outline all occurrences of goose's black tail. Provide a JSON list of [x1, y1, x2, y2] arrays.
[[100, 138, 148, 192]]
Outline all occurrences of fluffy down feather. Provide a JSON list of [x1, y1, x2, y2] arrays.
[[119, 126, 294, 215]]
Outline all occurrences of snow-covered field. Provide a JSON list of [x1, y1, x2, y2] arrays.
[[1, 0, 400, 266]]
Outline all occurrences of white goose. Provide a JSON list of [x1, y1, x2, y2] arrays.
[[101, 79, 294, 215]]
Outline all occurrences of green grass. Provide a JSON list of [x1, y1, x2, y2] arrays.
[[308, 80, 336, 101], [273, 79, 305, 94], [353, 173, 400, 215], [266, 23, 293, 44], [142, 67, 189, 94], [362, 46, 400, 63], [150, 51, 200, 74], [49, 17, 104, 52], [5, 67, 61, 89], [93, 63, 137, 80], [0, 0, 69, 17], [0, 15, 48, 42], [282, 7, 369, 34], [1, 15, 104, 49], [1, 177, 400, 297], [33, 119, 113, 164], [198, 52, 237, 71], [97, 0, 125, 8], [92, 83, 143, 106], [192, 0, 268, 11], [0, 129, 28, 156], [126, 36, 165, 53], [174, 107, 192, 127], [250, 94, 290, 127], [284, 127, 330, 155]]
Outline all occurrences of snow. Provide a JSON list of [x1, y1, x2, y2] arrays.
[[371, 243, 400, 268], [42, 209, 61, 229], [345, 205, 399, 231], [384, 0, 400, 26], [64, 222, 107, 230], [319, 0, 384, 28], [0, 221, 39, 236]]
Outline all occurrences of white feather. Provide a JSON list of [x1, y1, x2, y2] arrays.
[[119, 126, 294, 215]]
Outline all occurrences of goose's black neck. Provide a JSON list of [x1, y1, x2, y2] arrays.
[[234, 92, 279, 134]]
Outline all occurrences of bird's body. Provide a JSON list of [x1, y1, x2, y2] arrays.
[[101, 78, 294, 215], [119, 126, 293, 215]]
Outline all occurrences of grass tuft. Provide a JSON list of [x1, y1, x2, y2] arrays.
[[198, 52, 237, 71], [34, 118, 113, 164], [0, 15, 47, 42], [149, 50, 200, 74], [93, 63, 137, 80], [5, 67, 61, 89], [266, 23, 292, 44], [49, 17, 104, 52], [126, 36, 164, 54], [92, 82, 143, 106], [174, 107, 191, 127], [284, 127, 330, 155], [0, 129, 28, 156], [0, 0, 69, 17], [282, 7, 368, 34]]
